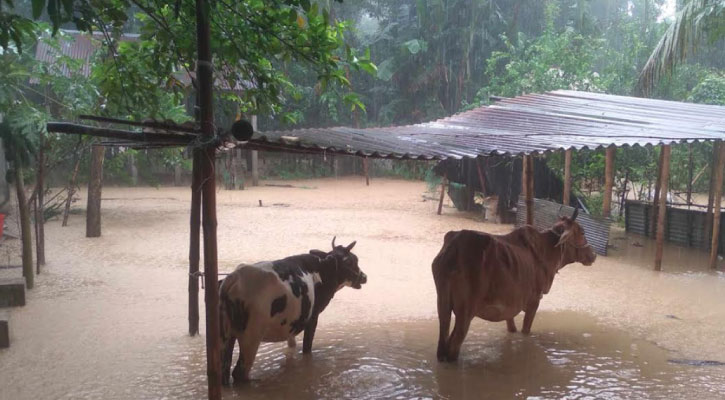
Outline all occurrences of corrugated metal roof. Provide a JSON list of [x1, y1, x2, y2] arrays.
[[253, 90, 725, 159]]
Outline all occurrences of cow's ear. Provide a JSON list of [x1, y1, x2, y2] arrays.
[[556, 229, 572, 247], [310, 249, 327, 258]]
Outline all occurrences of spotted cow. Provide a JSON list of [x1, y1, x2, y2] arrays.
[[219, 238, 367, 384]]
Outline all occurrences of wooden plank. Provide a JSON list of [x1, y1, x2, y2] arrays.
[[603, 146, 615, 217], [563, 148, 572, 206], [188, 150, 201, 336], [655, 145, 671, 271], [710, 142, 725, 269]]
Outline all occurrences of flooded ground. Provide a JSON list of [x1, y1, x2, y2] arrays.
[[1, 177, 724, 399]]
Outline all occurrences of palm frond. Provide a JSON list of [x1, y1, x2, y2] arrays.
[[636, 0, 725, 96]]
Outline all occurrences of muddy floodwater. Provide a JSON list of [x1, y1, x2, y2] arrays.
[[1, 177, 725, 399]]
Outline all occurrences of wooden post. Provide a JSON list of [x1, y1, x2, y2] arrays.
[[437, 172, 447, 215], [686, 143, 694, 208], [603, 146, 615, 217], [250, 116, 259, 186], [475, 157, 487, 196], [709, 141, 725, 269], [363, 157, 370, 186], [14, 161, 33, 289], [524, 155, 534, 225], [188, 149, 201, 336], [129, 152, 138, 186], [86, 144, 105, 238], [654, 145, 671, 271], [36, 134, 45, 269], [650, 149, 665, 236], [62, 148, 82, 227], [706, 143, 718, 241], [195, 0, 221, 398], [563, 148, 572, 206]]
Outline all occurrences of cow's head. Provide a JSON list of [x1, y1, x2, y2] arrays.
[[311, 237, 367, 289], [552, 208, 596, 267]]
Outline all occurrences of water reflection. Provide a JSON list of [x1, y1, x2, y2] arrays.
[[124, 312, 725, 400]]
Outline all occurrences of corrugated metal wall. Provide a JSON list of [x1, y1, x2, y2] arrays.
[[624, 200, 724, 254], [516, 198, 611, 256]]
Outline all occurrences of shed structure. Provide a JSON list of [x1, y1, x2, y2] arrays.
[[47, 89, 725, 399]]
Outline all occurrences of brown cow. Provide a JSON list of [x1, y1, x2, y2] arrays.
[[432, 210, 596, 362]]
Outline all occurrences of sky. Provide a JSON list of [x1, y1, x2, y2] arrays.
[[659, 0, 677, 22]]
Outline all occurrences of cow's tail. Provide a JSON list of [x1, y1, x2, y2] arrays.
[[432, 231, 458, 362]]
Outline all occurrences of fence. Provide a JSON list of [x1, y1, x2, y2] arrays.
[[516, 198, 611, 256], [624, 200, 723, 254]]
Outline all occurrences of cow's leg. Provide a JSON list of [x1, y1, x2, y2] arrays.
[[446, 309, 473, 362], [302, 314, 319, 354], [234, 334, 262, 383], [287, 336, 296, 348], [436, 288, 453, 362], [521, 300, 540, 335], [221, 337, 236, 385], [506, 318, 517, 333]]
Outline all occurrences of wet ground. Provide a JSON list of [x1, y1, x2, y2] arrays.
[[1, 177, 724, 399]]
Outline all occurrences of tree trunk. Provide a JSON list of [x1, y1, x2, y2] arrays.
[[35, 136, 45, 269], [654, 145, 671, 271], [62, 152, 82, 227], [15, 162, 34, 289], [86, 144, 105, 238]]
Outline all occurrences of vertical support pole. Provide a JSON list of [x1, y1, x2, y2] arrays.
[[363, 157, 370, 186], [709, 141, 725, 269], [686, 143, 694, 208], [654, 145, 671, 271], [475, 157, 487, 196], [250, 116, 259, 186], [188, 149, 201, 336], [524, 155, 534, 225], [129, 152, 138, 186], [36, 134, 45, 270], [563, 148, 572, 206], [437, 172, 447, 215], [650, 148, 665, 236], [706, 143, 718, 242], [195, 1, 221, 398], [603, 146, 615, 217], [86, 144, 105, 238]]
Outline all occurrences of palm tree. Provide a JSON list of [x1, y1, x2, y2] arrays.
[[636, 0, 725, 95]]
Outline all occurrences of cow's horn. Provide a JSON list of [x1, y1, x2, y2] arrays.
[[571, 207, 579, 221], [346, 241, 357, 251], [332, 236, 337, 249]]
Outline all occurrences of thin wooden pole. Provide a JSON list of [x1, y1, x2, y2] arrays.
[[563, 148, 572, 206], [650, 148, 665, 236], [36, 134, 45, 268], [654, 145, 671, 271], [437, 172, 447, 215], [363, 157, 370, 186], [709, 141, 725, 269], [189, 149, 201, 336], [196, 0, 221, 398], [62, 147, 82, 227], [602, 146, 615, 217], [475, 157, 487, 196], [15, 162, 33, 289], [686, 143, 694, 208], [86, 144, 104, 238], [706, 143, 718, 241], [524, 155, 534, 225]]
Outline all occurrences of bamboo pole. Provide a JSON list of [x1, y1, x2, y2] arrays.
[[437, 172, 447, 215], [603, 146, 615, 217], [524, 155, 534, 225], [189, 149, 201, 336], [709, 142, 725, 269], [196, 0, 221, 398], [654, 145, 671, 271], [563, 148, 572, 206]]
